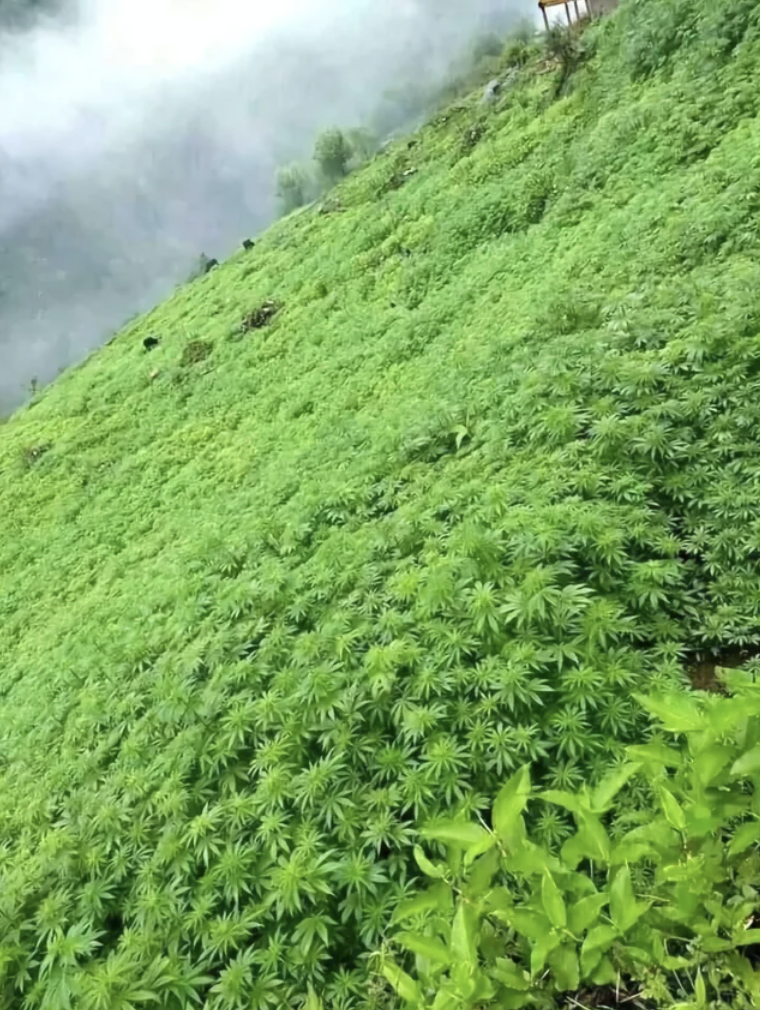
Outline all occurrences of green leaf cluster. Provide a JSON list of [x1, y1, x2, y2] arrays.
[[382, 679, 760, 1009]]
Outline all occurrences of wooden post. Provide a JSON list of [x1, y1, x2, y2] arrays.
[[573, 0, 580, 19], [540, 2, 549, 28], [565, 2, 571, 23]]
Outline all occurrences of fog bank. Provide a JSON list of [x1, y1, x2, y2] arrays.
[[0, 0, 532, 412]]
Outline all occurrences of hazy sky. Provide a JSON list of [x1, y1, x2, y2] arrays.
[[0, 0, 534, 411]]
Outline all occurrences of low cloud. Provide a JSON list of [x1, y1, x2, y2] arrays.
[[0, 0, 533, 411]]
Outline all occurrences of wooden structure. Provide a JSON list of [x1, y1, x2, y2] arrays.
[[538, 0, 617, 27], [538, 0, 584, 28]]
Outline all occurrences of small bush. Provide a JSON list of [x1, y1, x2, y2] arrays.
[[276, 162, 313, 214], [314, 128, 353, 185], [180, 339, 213, 366], [504, 20, 540, 68], [503, 38, 533, 69], [544, 24, 595, 96]]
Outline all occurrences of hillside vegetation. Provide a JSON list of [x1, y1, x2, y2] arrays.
[[2, 0, 760, 1005]]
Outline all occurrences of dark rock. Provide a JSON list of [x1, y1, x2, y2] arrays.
[[481, 78, 502, 104], [482, 70, 520, 106], [23, 443, 51, 467], [242, 238, 255, 251], [143, 335, 160, 352], [242, 301, 279, 331], [187, 253, 219, 283]]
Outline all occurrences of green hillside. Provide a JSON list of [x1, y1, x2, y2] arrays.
[[2, 0, 760, 1005]]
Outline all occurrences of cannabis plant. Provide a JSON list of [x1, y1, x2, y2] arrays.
[[381, 672, 760, 1009]]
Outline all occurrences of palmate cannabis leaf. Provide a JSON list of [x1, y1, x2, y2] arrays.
[[2, 0, 760, 1005], [384, 677, 760, 1010]]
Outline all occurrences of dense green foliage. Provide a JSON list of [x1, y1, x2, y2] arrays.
[[313, 128, 354, 185], [382, 673, 760, 1009], [2, 0, 760, 1005]]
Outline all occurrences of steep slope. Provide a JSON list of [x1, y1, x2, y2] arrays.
[[1, 0, 760, 1004]]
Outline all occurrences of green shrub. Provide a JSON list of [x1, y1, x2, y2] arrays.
[[543, 24, 595, 96], [314, 128, 353, 185], [502, 38, 535, 70], [276, 128, 376, 215], [503, 21, 540, 68], [276, 162, 313, 214], [380, 673, 760, 1009]]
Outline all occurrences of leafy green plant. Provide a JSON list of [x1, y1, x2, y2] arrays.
[[503, 22, 540, 69], [619, 0, 699, 81], [275, 130, 378, 216], [276, 162, 314, 214], [314, 128, 353, 185], [380, 674, 760, 1009]]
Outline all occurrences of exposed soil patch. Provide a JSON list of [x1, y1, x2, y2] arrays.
[[565, 985, 651, 1009], [180, 340, 214, 366], [687, 645, 760, 693], [242, 301, 279, 332]]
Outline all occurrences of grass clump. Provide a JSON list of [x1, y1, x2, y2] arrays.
[[2, 0, 760, 1005], [180, 339, 214, 367]]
